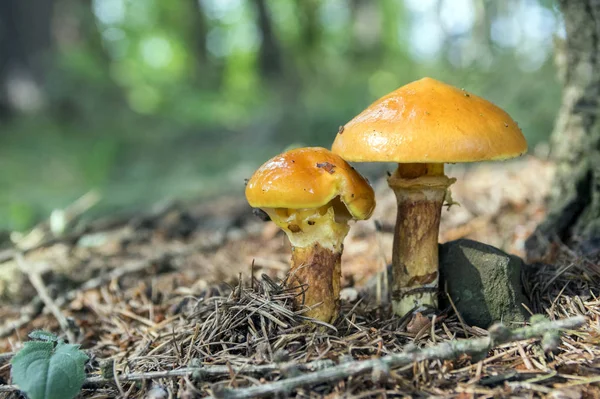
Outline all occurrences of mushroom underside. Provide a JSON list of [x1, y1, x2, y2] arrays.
[[262, 197, 352, 323]]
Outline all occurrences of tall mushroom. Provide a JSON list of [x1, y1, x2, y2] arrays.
[[245, 147, 375, 323], [331, 77, 527, 317]]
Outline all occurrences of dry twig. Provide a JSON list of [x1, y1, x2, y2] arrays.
[[14, 253, 76, 343], [212, 316, 585, 398]]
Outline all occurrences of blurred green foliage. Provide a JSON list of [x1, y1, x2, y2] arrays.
[[0, 0, 562, 231]]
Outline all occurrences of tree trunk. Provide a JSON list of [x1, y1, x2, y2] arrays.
[[526, 0, 600, 260], [188, 0, 209, 68], [296, 0, 321, 56], [252, 0, 283, 78], [51, 0, 128, 122], [0, 0, 54, 117]]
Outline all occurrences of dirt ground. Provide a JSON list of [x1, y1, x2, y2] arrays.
[[0, 157, 599, 398]]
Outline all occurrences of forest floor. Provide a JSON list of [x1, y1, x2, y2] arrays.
[[0, 156, 599, 398]]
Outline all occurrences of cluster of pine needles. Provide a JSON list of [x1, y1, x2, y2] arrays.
[[0, 246, 591, 399]]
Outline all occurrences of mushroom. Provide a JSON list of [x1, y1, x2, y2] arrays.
[[245, 147, 375, 323], [331, 77, 527, 316]]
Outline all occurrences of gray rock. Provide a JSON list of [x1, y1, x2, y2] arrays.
[[439, 239, 530, 328]]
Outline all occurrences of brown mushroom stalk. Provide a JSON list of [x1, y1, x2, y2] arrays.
[[245, 147, 375, 324], [263, 203, 351, 323], [387, 163, 455, 316]]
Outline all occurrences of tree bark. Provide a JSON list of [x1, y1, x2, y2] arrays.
[[526, 0, 600, 260]]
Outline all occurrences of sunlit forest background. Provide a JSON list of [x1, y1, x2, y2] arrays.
[[0, 0, 563, 231]]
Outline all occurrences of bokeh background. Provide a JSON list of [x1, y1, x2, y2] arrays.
[[0, 0, 562, 231]]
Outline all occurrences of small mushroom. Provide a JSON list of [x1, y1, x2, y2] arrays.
[[331, 77, 527, 316], [245, 147, 375, 323]]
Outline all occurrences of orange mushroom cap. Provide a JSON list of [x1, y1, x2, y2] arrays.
[[245, 147, 375, 220], [332, 77, 527, 163]]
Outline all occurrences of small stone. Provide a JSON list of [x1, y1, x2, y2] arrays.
[[340, 287, 358, 302], [439, 239, 530, 328], [145, 384, 169, 399]]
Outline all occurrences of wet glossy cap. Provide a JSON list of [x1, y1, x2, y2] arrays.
[[332, 77, 527, 163], [245, 147, 375, 220]]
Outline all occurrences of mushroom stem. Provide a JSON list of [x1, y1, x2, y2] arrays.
[[289, 243, 342, 323], [387, 163, 456, 316], [264, 204, 349, 323]]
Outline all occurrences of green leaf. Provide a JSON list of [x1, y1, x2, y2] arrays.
[[11, 337, 89, 399]]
